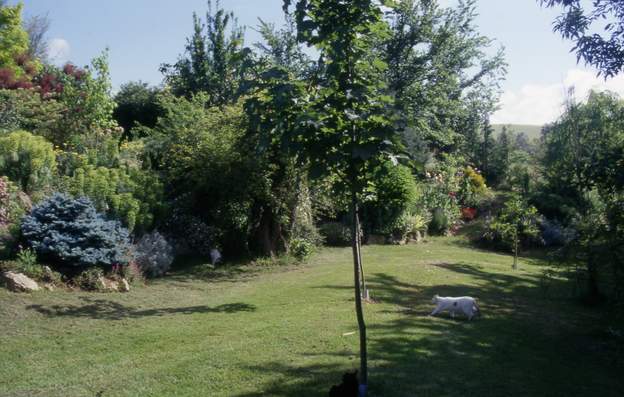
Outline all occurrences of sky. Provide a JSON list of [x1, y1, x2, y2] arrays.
[[12, 0, 624, 125]]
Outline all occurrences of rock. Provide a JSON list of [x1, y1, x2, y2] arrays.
[[2, 271, 40, 292], [120, 278, 130, 292], [97, 276, 118, 292], [43, 283, 55, 291]]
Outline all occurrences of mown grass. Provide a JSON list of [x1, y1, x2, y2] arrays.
[[1, 236, 622, 397]]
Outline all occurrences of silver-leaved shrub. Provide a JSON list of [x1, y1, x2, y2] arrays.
[[134, 231, 174, 277]]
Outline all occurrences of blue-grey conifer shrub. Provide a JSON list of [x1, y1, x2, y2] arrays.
[[21, 193, 130, 267]]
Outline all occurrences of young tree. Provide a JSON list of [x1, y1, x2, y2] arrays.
[[490, 196, 539, 270], [283, 0, 398, 393], [540, 0, 624, 77]]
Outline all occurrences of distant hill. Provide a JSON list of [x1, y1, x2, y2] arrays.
[[492, 124, 543, 140]]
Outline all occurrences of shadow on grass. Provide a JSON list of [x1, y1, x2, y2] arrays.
[[26, 298, 256, 320], [230, 262, 623, 397]]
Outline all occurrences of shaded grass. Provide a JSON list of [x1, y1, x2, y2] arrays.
[[1, 236, 622, 396]]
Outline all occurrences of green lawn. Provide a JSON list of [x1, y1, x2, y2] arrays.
[[1, 236, 622, 397]]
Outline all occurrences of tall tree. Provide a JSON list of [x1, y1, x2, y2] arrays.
[[384, 0, 506, 156], [541, 91, 624, 301], [481, 117, 495, 177], [540, 0, 624, 77], [283, 0, 398, 393], [24, 13, 50, 62], [254, 16, 314, 78], [161, 0, 251, 105]]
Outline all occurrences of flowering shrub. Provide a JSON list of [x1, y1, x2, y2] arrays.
[[133, 232, 174, 277], [62, 165, 164, 233], [461, 207, 477, 221], [21, 193, 131, 267], [458, 166, 489, 208]]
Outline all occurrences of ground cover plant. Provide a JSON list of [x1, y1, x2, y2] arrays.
[[1, 238, 622, 396]]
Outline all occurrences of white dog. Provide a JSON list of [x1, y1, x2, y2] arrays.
[[430, 295, 480, 320]]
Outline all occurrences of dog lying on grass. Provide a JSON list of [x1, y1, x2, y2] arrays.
[[430, 295, 481, 320]]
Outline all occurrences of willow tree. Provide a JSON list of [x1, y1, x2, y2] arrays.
[[283, 1, 398, 394]]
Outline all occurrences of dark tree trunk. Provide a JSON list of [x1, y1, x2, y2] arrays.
[[351, 193, 367, 395], [586, 256, 601, 304], [250, 204, 286, 257]]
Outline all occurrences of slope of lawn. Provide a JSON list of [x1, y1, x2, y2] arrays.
[[1, 236, 622, 397]]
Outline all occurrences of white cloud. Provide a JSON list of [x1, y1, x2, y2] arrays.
[[492, 69, 624, 125], [47, 38, 71, 65]]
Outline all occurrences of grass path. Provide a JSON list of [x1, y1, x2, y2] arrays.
[[1, 237, 622, 396]]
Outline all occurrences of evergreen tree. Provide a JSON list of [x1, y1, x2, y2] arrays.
[[161, 0, 251, 106]]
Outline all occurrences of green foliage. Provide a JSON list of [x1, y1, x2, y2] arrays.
[[254, 16, 313, 77], [62, 165, 163, 233], [72, 267, 104, 291], [288, 237, 314, 261], [386, 0, 506, 156], [0, 89, 65, 136], [364, 162, 418, 236], [429, 207, 449, 235], [15, 247, 42, 279], [540, 0, 624, 77], [0, 2, 29, 76], [319, 222, 351, 246], [161, 1, 251, 105], [540, 91, 624, 299], [0, 130, 56, 193], [145, 93, 253, 251], [484, 196, 540, 268], [113, 81, 162, 140], [458, 166, 489, 208]]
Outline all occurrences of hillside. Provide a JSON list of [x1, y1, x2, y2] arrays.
[[492, 124, 543, 140]]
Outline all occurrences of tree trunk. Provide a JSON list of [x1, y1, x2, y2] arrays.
[[351, 195, 367, 395], [357, 228, 367, 299], [586, 255, 601, 304], [512, 236, 518, 270]]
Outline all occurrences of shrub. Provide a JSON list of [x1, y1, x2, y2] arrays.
[[63, 165, 164, 233], [164, 207, 220, 256], [429, 207, 449, 235], [364, 162, 418, 235], [0, 130, 56, 193], [21, 193, 131, 267], [14, 247, 43, 279], [121, 260, 143, 284], [73, 267, 104, 291], [134, 232, 174, 278], [289, 237, 314, 261], [540, 218, 576, 247], [319, 222, 351, 246], [0, 176, 30, 257]]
